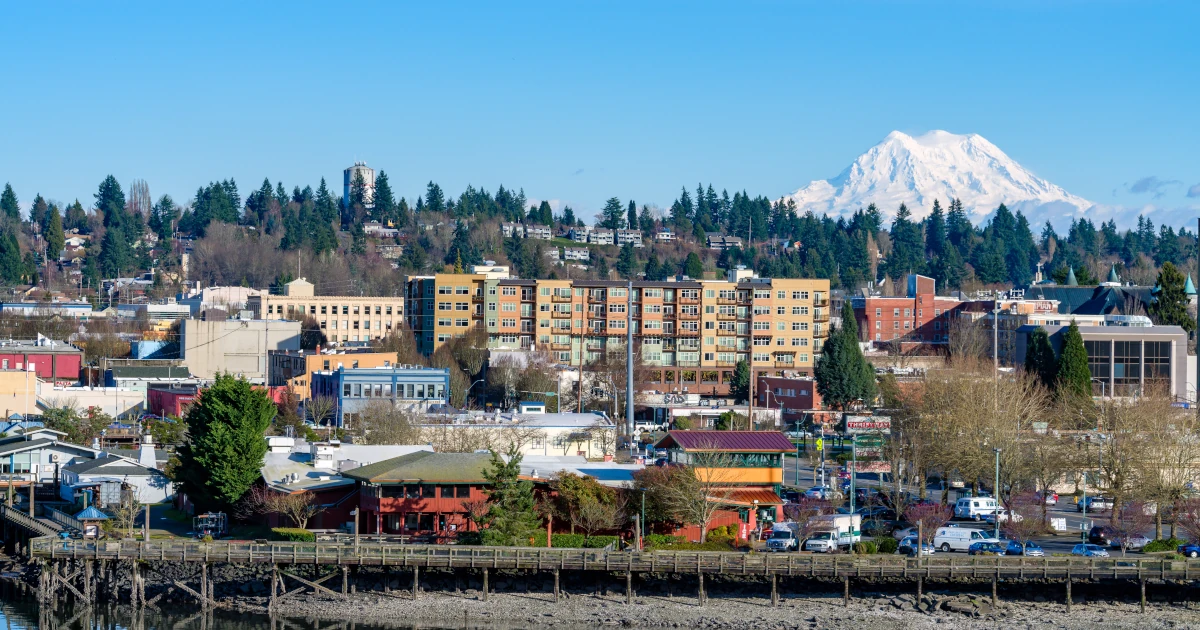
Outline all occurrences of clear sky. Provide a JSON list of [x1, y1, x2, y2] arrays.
[[1, 1, 1197, 223]]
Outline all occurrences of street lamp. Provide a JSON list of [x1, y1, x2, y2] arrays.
[[466, 379, 486, 408], [752, 499, 760, 540], [1091, 377, 1106, 398], [992, 448, 1002, 540]]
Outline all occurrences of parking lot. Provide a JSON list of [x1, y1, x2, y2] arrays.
[[782, 454, 1161, 556]]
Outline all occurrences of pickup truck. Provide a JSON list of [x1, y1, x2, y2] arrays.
[[765, 522, 801, 551]]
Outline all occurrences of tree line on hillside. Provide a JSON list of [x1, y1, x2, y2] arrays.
[[3, 175, 1196, 298]]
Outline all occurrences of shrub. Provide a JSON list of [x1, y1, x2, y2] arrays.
[[852, 541, 878, 555], [651, 540, 737, 552], [529, 532, 621, 548], [1143, 538, 1186, 553], [456, 531, 483, 545], [876, 537, 899, 554], [644, 534, 686, 549], [270, 527, 314, 542]]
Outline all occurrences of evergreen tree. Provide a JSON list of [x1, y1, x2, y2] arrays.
[[424, 181, 445, 213], [65, 200, 88, 233], [638, 205, 655, 235], [0, 184, 17, 222], [1155, 225, 1181, 267], [615, 242, 636, 279], [599, 197, 626, 230], [29, 194, 48, 229], [730, 359, 751, 403], [1055, 321, 1092, 399], [1023, 327, 1057, 389], [350, 222, 367, 255], [560, 206, 576, 227], [44, 206, 64, 261], [0, 229, 23, 282], [175, 374, 274, 511], [684, 252, 703, 279], [626, 200, 638, 232], [481, 447, 541, 545], [537, 200, 554, 225], [973, 239, 1008, 284], [886, 203, 925, 277], [149, 195, 178, 242], [814, 302, 877, 409], [372, 171, 396, 223], [98, 226, 131, 277], [925, 199, 947, 256], [595, 256, 609, 279], [643, 253, 662, 281], [1147, 262, 1195, 333]]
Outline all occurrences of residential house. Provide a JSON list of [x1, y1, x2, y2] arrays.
[[0, 428, 103, 486], [706, 234, 743, 251], [524, 224, 553, 240], [616, 229, 643, 247], [568, 226, 593, 243], [589, 228, 615, 245], [363, 222, 399, 238], [654, 230, 676, 242], [60, 438, 173, 505]]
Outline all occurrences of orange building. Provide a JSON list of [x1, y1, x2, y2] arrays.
[[267, 350, 400, 400]]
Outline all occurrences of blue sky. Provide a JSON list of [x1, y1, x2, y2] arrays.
[[1, 1, 1197, 224]]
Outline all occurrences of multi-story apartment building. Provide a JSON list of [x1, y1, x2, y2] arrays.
[[404, 272, 492, 355], [589, 229, 615, 245], [247, 278, 405, 344], [473, 269, 829, 396]]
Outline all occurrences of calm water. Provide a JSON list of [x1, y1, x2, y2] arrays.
[[0, 585, 497, 630]]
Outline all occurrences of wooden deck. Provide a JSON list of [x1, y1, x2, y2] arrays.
[[30, 537, 1200, 582]]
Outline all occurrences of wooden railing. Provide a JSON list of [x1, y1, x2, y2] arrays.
[[28, 537, 1200, 581], [0, 504, 60, 537], [43, 506, 85, 533]]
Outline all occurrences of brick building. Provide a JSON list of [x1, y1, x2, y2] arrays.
[[754, 376, 821, 428], [851, 274, 966, 350]]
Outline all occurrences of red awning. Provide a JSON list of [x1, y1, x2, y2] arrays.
[[708, 489, 784, 507]]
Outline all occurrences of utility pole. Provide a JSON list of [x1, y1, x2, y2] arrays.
[[626, 280, 634, 441]]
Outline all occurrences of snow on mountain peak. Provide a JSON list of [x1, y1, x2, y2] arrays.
[[786, 130, 1093, 225]]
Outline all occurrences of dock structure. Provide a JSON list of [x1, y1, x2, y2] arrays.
[[24, 537, 1200, 612]]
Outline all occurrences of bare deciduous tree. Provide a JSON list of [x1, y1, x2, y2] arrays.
[[656, 445, 739, 543]]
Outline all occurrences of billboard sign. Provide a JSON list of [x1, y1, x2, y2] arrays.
[[844, 415, 891, 435], [849, 461, 891, 474]]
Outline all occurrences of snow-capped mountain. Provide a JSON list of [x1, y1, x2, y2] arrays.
[[785, 130, 1094, 226]]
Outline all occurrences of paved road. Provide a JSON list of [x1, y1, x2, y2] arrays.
[[781, 454, 1160, 556]]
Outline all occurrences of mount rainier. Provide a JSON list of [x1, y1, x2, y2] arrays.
[[785, 130, 1095, 227]]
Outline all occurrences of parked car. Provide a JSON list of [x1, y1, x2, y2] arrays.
[[934, 526, 1000, 552], [1004, 540, 1045, 557], [1035, 491, 1059, 506], [781, 490, 802, 504], [1087, 525, 1116, 546], [1072, 543, 1110, 557], [1177, 542, 1200, 558], [968, 541, 1007, 555], [1078, 496, 1114, 512], [897, 535, 935, 556], [980, 508, 1021, 523], [804, 486, 834, 500], [1109, 534, 1150, 551]]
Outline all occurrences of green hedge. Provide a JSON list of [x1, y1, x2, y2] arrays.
[[650, 540, 737, 552], [1143, 538, 1186, 553], [270, 527, 315, 542], [876, 537, 899, 554], [530, 532, 620, 548]]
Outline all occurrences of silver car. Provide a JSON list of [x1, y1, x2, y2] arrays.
[[1110, 534, 1150, 551]]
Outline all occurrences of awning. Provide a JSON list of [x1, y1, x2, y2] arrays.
[[708, 489, 784, 507]]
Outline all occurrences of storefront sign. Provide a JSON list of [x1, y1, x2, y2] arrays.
[[845, 415, 892, 435]]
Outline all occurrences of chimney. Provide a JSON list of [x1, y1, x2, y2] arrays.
[[139, 434, 158, 469]]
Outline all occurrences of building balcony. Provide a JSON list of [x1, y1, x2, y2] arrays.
[[814, 297, 829, 308], [677, 328, 700, 336], [717, 313, 736, 321], [551, 294, 573, 303], [814, 309, 830, 323], [552, 311, 572, 319], [679, 296, 700, 304], [676, 360, 700, 368], [717, 297, 737, 305], [714, 360, 737, 368], [472, 295, 484, 302], [678, 312, 700, 320], [813, 326, 830, 338], [774, 361, 797, 368], [550, 343, 572, 351]]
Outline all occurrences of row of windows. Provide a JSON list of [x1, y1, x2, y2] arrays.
[[340, 382, 446, 399], [272, 304, 399, 316], [380, 484, 474, 499], [318, 320, 393, 330]]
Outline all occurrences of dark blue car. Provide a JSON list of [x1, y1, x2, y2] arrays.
[[968, 542, 1007, 556], [1179, 543, 1200, 558], [1004, 540, 1044, 556]]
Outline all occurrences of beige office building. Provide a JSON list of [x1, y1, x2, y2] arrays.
[[246, 278, 405, 344]]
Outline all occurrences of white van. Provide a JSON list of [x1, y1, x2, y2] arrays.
[[954, 497, 999, 520], [933, 526, 999, 552]]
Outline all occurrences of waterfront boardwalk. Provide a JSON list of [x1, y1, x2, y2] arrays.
[[31, 537, 1200, 582]]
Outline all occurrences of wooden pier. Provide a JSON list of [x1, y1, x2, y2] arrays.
[[24, 536, 1200, 612]]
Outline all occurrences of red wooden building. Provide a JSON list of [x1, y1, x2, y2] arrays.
[[147, 385, 201, 417], [343, 451, 492, 541]]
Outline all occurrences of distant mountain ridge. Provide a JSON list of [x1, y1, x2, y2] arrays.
[[785, 130, 1094, 227]]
